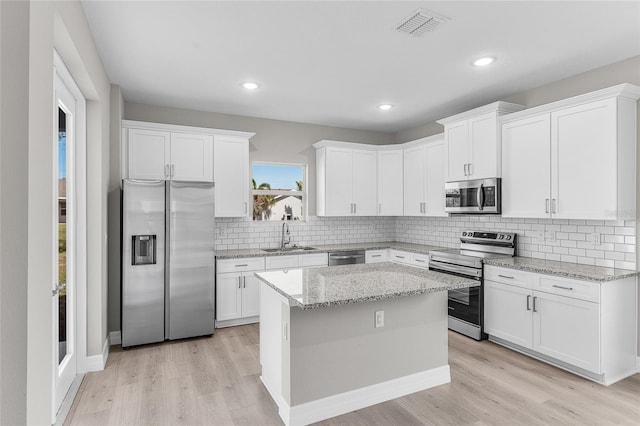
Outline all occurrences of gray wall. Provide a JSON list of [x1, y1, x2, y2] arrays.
[[0, 2, 29, 424], [0, 1, 112, 423]]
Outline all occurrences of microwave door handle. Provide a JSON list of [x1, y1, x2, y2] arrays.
[[477, 183, 484, 211]]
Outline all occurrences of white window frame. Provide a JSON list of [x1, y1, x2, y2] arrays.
[[251, 161, 308, 221]]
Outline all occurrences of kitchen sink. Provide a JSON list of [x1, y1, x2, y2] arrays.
[[262, 246, 317, 253]]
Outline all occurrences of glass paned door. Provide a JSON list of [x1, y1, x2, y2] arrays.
[[53, 71, 77, 416]]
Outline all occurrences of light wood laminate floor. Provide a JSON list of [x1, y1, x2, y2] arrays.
[[66, 324, 640, 425]]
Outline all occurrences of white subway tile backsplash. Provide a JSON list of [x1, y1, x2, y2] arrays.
[[216, 214, 637, 270]]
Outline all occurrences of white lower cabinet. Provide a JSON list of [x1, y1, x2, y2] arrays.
[[365, 249, 388, 263], [216, 257, 265, 327], [389, 250, 429, 268], [484, 265, 636, 385]]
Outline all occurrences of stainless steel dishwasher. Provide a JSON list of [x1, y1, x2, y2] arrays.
[[328, 250, 365, 266]]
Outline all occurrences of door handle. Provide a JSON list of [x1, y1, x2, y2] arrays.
[[552, 284, 573, 291], [468, 163, 472, 176], [165, 164, 170, 178], [532, 296, 538, 312], [171, 164, 175, 177], [498, 274, 514, 279], [52, 283, 66, 297], [526, 295, 531, 311], [243, 276, 246, 288], [238, 277, 242, 289], [477, 183, 484, 211], [463, 164, 468, 176], [552, 199, 557, 214], [354, 203, 356, 214], [545, 198, 549, 214]]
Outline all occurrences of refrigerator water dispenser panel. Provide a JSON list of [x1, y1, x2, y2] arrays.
[[132, 235, 156, 265]]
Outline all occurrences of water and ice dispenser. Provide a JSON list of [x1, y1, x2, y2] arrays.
[[131, 235, 156, 265]]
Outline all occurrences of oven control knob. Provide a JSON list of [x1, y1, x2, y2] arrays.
[[506, 235, 512, 240], [498, 235, 504, 239], [462, 232, 467, 236]]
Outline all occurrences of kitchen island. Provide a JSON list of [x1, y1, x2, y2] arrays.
[[255, 262, 477, 426]]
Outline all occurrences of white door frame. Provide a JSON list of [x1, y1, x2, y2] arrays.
[[52, 50, 87, 422]]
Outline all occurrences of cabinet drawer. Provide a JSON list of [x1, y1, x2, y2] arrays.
[[365, 249, 388, 263], [389, 250, 411, 265], [411, 253, 429, 268], [300, 253, 328, 267], [217, 257, 265, 273], [265, 255, 299, 270], [536, 276, 600, 303], [484, 266, 535, 289]]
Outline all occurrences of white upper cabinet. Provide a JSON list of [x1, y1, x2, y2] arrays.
[[127, 128, 213, 182], [315, 141, 377, 216], [123, 121, 255, 216], [403, 135, 446, 217], [437, 102, 525, 182], [213, 135, 250, 217], [501, 84, 640, 220], [127, 128, 171, 180], [377, 149, 404, 216], [170, 132, 214, 182]]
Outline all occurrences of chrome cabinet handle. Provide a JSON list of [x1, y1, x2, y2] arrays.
[[552, 284, 573, 291], [468, 163, 472, 176], [532, 296, 538, 312], [395, 255, 405, 259], [552, 199, 557, 214], [371, 254, 381, 258], [238, 277, 242, 289], [165, 164, 170, 178], [498, 274, 514, 279], [243, 276, 246, 288], [526, 295, 531, 311], [415, 259, 426, 263], [463, 164, 468, 176], [354, 203, 356, 214], [477, 183, 484, 211], [545, 198, 550, 214], [235, 264, 248, 267], [171, 164, 175, 177]]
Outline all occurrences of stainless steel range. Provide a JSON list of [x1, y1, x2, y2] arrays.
[[429, 230, 517, 340]]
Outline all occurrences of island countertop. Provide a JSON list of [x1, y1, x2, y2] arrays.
[[254, 262, 478, 310]]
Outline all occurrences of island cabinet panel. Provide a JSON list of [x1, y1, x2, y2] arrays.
[[484, 265, 637, 385], [501, 84, 639, 220]]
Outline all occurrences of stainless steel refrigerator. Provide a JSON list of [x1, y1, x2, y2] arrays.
[[121, 179, 215, 348]]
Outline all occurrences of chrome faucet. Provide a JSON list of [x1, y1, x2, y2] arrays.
[[280, 222, 291, 249]]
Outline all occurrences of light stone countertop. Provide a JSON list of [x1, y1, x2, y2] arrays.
[[215, 241, 446, 259], [484, 257, 639, 282], [254, 262, 478, 310]]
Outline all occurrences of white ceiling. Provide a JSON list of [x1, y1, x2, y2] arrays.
[[82, 1, 640, 133]]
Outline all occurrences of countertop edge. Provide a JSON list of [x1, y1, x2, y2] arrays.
[[484, 258, 639, 282]]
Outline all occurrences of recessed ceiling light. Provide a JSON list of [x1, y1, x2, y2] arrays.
[[242, 81, 259, 90], [377, 104, 394, 111], [473, 56, 495, 67]]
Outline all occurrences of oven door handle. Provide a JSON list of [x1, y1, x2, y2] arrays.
[[429, 262, 481, 279], [477, 183, 484, 211]]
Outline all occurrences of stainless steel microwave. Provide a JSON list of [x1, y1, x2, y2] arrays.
[[445, 178, 501, 214]]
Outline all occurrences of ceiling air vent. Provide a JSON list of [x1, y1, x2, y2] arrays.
[[396, 8, 450, 37]]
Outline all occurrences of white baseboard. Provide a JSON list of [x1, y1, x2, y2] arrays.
[[109, 330, 121, 346], [272, 365, 450, 426], [84, 336, 109, 372]]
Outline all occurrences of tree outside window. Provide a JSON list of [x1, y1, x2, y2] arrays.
[[252, 163, 306, 221]]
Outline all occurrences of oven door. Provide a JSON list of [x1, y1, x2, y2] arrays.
[[429, 261, 482, 326], [445, 178, 500, 214]]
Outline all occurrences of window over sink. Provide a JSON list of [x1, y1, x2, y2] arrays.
[[251, 162, 306, 221]]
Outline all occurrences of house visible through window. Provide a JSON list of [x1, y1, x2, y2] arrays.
[[252, 163, 306, 221]]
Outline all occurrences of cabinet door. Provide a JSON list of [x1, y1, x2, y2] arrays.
[[533, 291, 600, 373], [484, 280, 533, 348], [241, 273, 261, 318], [501, 114, 552, 218], [403, 145, 426, 216], [352, 149, 378, 216], [425, 140, 446, 216], [324, 147, 353, 216], [365, 249, 388, 263], [214, 136, 249, 217], [128, 129, 170, 180], [468, 112, 499, 179], [216, 273, 242, 321], [552, 98, 617, 220], [445, 120, 469, 182], [170, 133, 213, 182], [377, 150, 404, 216]]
